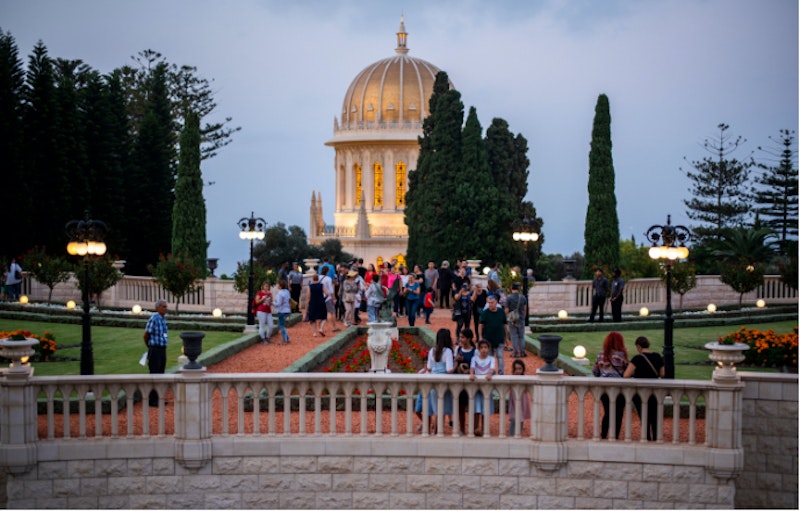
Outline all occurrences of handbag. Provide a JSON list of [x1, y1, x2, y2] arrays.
[[14, 270, 21, 280], [506, 294, 523, 323], [451, 303, 462, 321]]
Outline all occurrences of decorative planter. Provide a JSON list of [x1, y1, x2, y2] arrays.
[[180, 332, 206, 370], [537, 334, 563, 373], [207, 258, 219, 278], [366, 322, 397, 373], [303, 258, 320, 274], [0, 337, 40, 373], [466, 260, 482, 273], [704, 342, 749, 381]]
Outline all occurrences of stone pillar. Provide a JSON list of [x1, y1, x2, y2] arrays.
[[0, 371, 38, 473], [530, 373, 568, 471], [705, 379, 745, 481], [173, 368, 212, 469]]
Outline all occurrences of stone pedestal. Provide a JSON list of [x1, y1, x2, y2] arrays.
[[367, 322, 397, 372]]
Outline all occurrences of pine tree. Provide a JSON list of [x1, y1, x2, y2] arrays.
[[126, 62, 175, 275], [0, 30, 28, 257], [583, 94, 620, 277], [753, 129, 798, 254], [682, 123, 753, 241], [172, 111, 207, 273]]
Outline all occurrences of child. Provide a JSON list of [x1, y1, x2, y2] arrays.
[[469, 338, 497, 437], [508, 359, 531, 436], [455, 328, 476, 434], [422, 287, 435, 324]]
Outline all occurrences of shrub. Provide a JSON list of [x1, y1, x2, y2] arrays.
[[718, 326, 798, 368]]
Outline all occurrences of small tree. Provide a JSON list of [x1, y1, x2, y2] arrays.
[[719, 260, 765, 307], [232, 261, 276, 294], [148, 252, 203, 313], [23, 246, 71, 302], [74, 255, 123, 308], [661, 260, 698, 310]]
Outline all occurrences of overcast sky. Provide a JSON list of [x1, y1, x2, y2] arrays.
[[3, 0, 797, 276]]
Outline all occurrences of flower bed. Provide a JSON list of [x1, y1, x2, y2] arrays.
[[0, 329, 57, 361], [718, 326, 798, 369], [322, 331, 429, 373]]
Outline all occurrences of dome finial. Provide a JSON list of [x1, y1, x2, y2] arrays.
[[396, 15, 408, 54]]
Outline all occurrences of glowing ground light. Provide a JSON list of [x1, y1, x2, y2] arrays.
[[639, 307, 649, 317], [19, 295, 28, 304], [756, 299, 766, 308], [707, 303, 717, 313], [213, 308, 223, 318], [66, 300, 76, 309], [558, 310, 568, 319], [132, 304, 142, 314]]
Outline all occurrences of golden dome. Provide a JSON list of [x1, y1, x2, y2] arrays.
[[336, 17, 450, 132]]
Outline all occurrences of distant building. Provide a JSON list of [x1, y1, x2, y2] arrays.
[[310, 17, 451, 267]]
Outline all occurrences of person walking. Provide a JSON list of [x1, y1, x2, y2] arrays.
[[438, 261, 452, 309], [306, 274, 328, 336], [404, 273, 421, 327], [505, 283, 528, 358], [143, 300, 169, 407], [365, 273, 385, 323], [319, 266, 340, 332], [624, 336, 664, 440], [6, 258, 22, 302], [589, 269, 609, 323], [288, 262, 303, 313], [273, 280, 292, 344], [424, 261, 438, 306], [610, 268, 625, 322], [480, 294, 509, 375]]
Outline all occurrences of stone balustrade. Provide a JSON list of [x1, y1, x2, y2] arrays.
[[14, 273, 797, 317]]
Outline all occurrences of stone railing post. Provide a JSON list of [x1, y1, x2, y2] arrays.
[[704, 375, 745, 481], [173, 367, 212, 469], [0, 370, 38, 473], [530, 371, 568, 471]]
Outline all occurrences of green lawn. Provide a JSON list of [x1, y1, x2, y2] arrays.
[[1, 319, 243, 376], [543, 320, 797, 379]]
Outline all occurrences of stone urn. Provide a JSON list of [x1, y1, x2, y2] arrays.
[[367, 322, 397, 373], [466, 260, 482, 273], [537, 334, 563, 373], [180, 332, 206, 370], [0, 337, 39, 374], [704, 342, 749, 381]]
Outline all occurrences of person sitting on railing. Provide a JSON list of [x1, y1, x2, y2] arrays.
[[592, 331, 629, 439], [623, 336, 664, 441]]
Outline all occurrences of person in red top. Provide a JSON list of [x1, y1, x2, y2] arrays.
[[255, 281, 273, 344]]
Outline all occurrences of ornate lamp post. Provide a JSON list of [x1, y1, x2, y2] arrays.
[[512, 217, 540, 327], [644, 214, 690, 379], [65, 211, 108, 376], [237, 212, 266, 326]]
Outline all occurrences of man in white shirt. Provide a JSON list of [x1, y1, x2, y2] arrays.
[[319, 266, 340, 332]]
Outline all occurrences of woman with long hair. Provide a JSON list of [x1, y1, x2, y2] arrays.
[[415, 328, 455, 434], [592, 331, 629, 439]]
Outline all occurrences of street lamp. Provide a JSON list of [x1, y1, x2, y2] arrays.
[[644, 214, 690, 379], [237, 212, 266, 327], [65, 211, 108, 376], [512, 217, 540, 327]]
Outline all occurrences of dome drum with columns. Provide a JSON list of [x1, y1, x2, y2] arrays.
[[310, 18, 452, 265]]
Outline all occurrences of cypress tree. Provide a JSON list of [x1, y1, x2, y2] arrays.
[[172, 111, 207, 273], [405, 71, 453, 263], [582, 93, 620, 277]]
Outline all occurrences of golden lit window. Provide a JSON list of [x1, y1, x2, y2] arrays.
[[395, 162, 406, 207], [355, 164, 362, 206], [374, 162, 383, 207]]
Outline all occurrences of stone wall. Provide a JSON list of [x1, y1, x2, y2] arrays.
[[8, 439, 737, 509], [736, 373, 798, 509]]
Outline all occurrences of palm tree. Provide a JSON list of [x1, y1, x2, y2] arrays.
[[710, 227, 777, 306]]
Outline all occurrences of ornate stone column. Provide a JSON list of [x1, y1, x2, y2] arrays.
[[173, 368, 212, 469], [0, 370, 38, 473]]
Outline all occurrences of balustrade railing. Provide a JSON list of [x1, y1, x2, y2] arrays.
[[31, 373, 709, 445]]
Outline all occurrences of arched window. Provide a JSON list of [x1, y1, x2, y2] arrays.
[[355, 164, 362, 206], [395, 161, 407, 207], [373, 162, 383, 207]]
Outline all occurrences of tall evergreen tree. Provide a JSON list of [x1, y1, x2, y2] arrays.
[[22, 42, 66, 254], [406, 71, 451, 263], [126, 62, 175, 275], [172, 111, 207, 273], [682, 123, 753, 242], [485, 117, 531, 262], [0, 30, 28, 257], [451, 106, 499, 259], [583, 93, 620, 276], [753, 129, 798, 254]]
